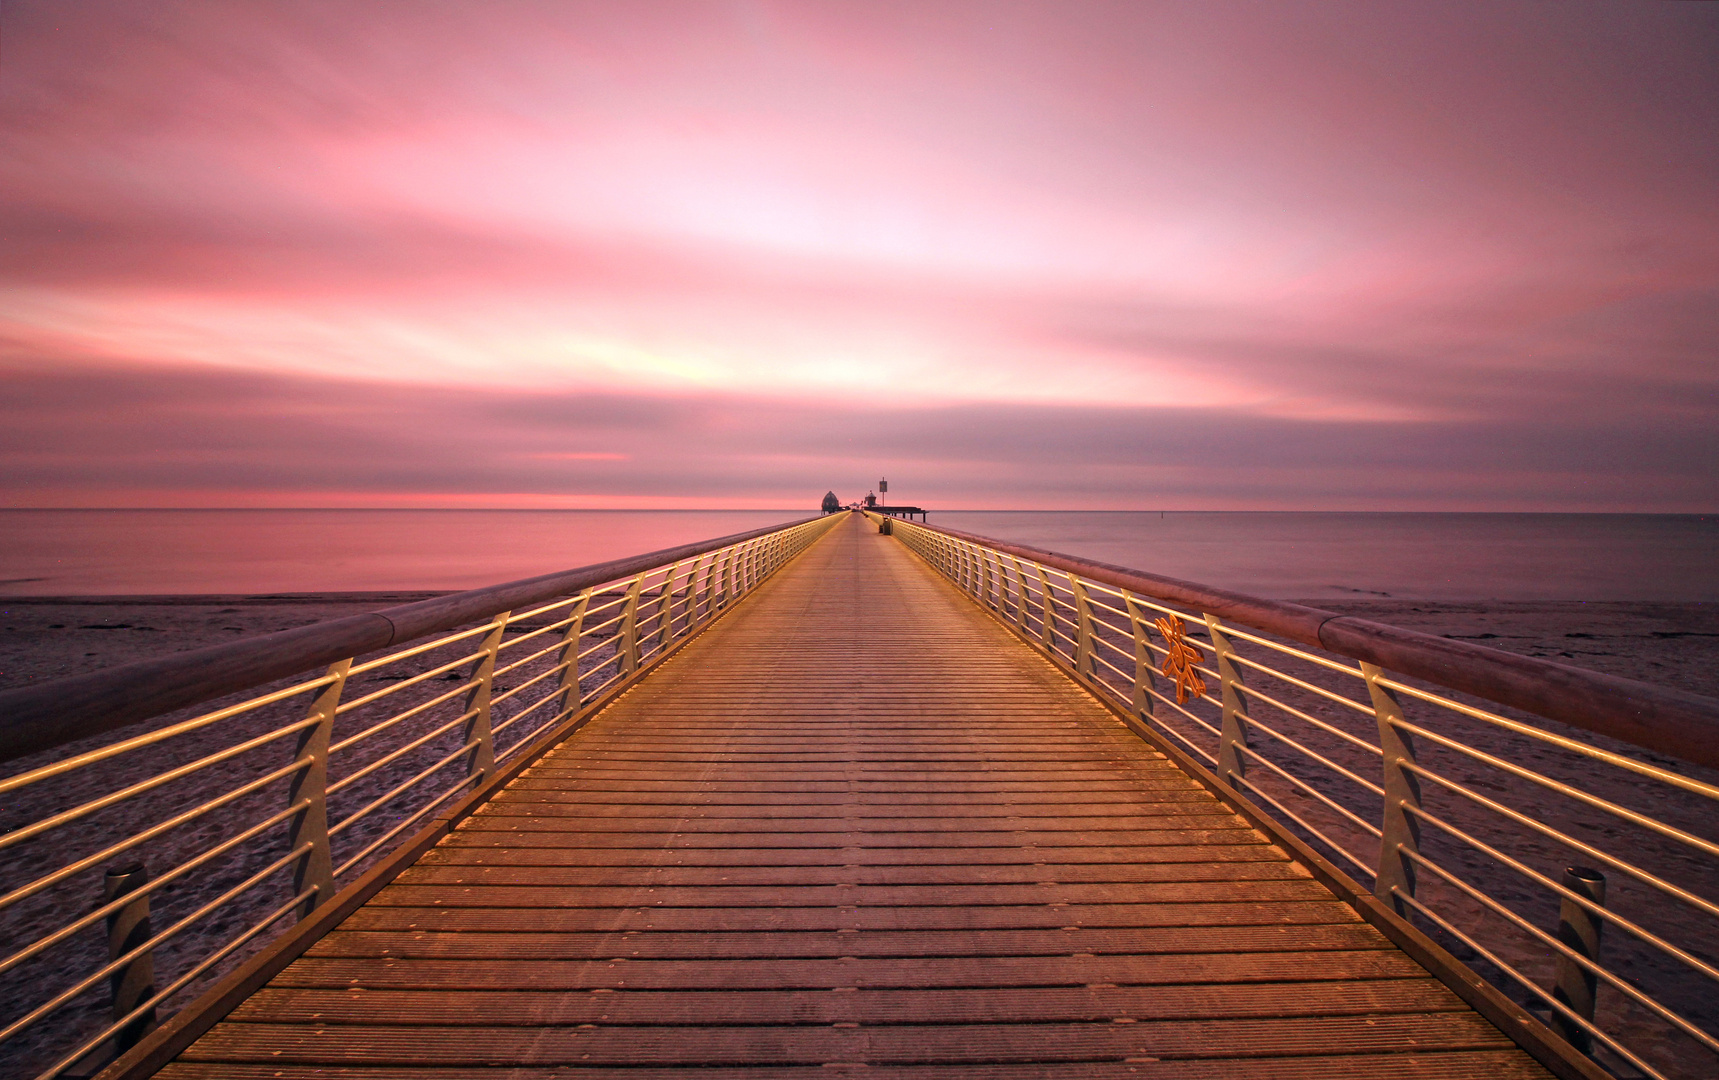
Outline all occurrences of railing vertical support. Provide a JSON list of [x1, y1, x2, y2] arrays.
[[696, 553, 714, 622], [619, 576, 644, 675], [288, 658, 348, 918], [103, 863, 156, 1050], [462, 611, 509, 782], [980, 548, 994, 610], [1070, 573, 1094, 681], [552, 593, 590, 721], [1554, 867, 1607, 1053], [1009, 555, 1030, 632], [1204, 616, 1249, 791], [1036, 565, 1057, 651], [1363, 661, 1422, 914], [1123, 591, 1157, 724], [659, 561, 682, 650]]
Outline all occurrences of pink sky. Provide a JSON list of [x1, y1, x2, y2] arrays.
[[2, 1, 1715, 509]]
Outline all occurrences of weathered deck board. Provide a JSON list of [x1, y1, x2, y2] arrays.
[[167, 513, 1551, 1077]]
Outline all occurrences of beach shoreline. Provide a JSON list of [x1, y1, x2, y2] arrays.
[[5, 592, 1715, 700]]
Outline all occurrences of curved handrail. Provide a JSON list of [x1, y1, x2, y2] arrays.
[[0, 516, 826, 764], [895, 518, 1719, 770]]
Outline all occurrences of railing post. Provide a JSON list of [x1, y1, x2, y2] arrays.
[[1553, 867, 1607, 1053], [1070, 573, 1094, 681], [1009, 556, 1030, 632], [1362, 662, 1422, 914], [1204, 615, 1249, 791], [659, 561, 681, 649], [695, 553, 714, 622], [552, 593, 590, 721], [619, 576, 644, 674], [1123, 591, 1156, 724], [103, 863, 156, 1050], [462, 611, 509, 782], [1036, 565, 1057, 651], [288, 658, 347, 918], [979, 549, 994, 610]]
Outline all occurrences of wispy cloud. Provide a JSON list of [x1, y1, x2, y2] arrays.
[[1, 1, 1715, 507]]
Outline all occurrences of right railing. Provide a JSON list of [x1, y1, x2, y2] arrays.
[[877, 513, 1719, 1080]]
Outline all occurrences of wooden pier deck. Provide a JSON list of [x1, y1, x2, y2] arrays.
[[159, 514, 1553, 1078]]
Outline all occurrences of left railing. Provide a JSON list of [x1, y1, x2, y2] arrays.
[[0, 513, 841, 1079]]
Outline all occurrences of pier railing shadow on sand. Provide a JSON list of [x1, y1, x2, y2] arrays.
[[0, 507, 1715, 1079]]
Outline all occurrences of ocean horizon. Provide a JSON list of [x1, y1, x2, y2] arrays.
[[1, 508, 1714, 602]]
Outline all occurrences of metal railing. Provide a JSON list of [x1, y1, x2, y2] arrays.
[[0, 513, 842, 1079], [875, 512, 1719, 1080]]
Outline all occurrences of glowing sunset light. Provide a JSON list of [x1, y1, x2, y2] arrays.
[[2, 1, 1714, 510]]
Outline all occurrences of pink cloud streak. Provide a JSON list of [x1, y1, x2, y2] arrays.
[[0, 1, 1714, 508]]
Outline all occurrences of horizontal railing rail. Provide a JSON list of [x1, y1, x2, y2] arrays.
[[873, 512, 1719, 1080], [0, 513, 843, 1079], [0, 517, 837, 764]]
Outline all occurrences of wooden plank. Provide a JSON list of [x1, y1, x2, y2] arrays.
[[393, 862, 1307, 887], [435, 826, 1266, 845], [305, 924, 1394, 960], [269, 950, 1431, 991], [420, 844, 1290, 867], [180, 1014, 1514, 1065], [232, 978, 1467, 1024], [157, 1050, 1558, 1079], [333, 901, 1367, 933], [164, 512, 1553, 1078], [366, 880, 1334, 908]]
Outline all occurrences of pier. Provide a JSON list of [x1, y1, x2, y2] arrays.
[[3, 513, 1716, 1078], [162, 513, 1540, 1076]]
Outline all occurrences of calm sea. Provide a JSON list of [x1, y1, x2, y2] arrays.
[[0, 509, 1713, 601]]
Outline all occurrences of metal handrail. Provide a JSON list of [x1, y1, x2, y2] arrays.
[[882, 518, 1719, 769], [873, 511, 1719, 1080], [0, 513, 842, 1079], [0, 517, 829, 764]]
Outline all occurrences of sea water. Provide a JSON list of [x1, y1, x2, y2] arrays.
[[0, 509, 1713, 601]]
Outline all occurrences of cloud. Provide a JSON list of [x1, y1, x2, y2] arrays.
[[2, 360, 1711, 511], [0, 2, 1715, 507]]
